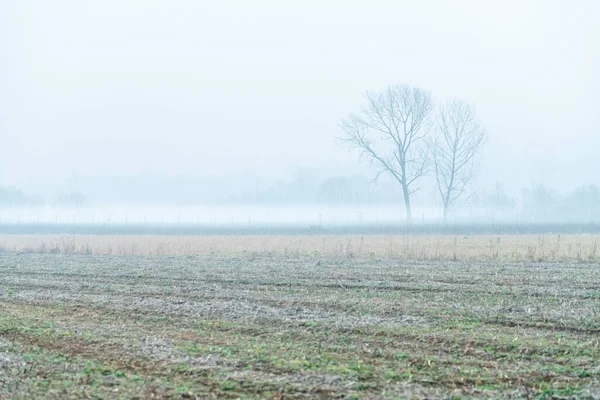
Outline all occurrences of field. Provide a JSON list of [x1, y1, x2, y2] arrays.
[[1, 235, 600, 399]]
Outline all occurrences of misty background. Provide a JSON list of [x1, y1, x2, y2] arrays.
[[1, 0, 599, 224]]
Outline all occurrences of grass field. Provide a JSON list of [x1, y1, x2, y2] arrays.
[[1, 237, 600, 398]]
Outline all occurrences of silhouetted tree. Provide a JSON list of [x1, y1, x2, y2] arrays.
[[430, 100, 486, 222], [340, 84, 434, 223]]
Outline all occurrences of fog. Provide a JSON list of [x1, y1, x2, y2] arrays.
[[1, 0, 599, 225]]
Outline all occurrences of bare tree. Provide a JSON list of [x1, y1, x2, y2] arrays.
[[430, 99, 486, 222], [340, 84, 434, 223]]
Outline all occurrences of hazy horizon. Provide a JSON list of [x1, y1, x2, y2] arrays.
[[2, 0, 599, 198]]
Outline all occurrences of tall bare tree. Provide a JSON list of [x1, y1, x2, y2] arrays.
[[430, 99, 486, 222], [340, 84, 434, 223]]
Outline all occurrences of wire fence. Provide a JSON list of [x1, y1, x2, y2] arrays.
[[2, 206, 600, 235], [0, 206, 425, 226]]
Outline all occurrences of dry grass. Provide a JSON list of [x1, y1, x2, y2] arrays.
[[1, 233, 599, 262]]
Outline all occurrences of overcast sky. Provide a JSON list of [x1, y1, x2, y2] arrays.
[[1, 0, 598, 194]]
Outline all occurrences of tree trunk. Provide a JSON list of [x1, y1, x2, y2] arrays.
[[442, 203, 449, 224], [402, 183, 412, 224]]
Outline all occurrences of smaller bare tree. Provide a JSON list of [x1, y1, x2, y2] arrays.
[[430, 99, 486, 222]]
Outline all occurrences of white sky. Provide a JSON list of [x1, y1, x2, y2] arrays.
[[1, 0, 598, 193]]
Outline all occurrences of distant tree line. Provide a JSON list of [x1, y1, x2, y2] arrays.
[[3, 179, 600, 223], [478, 183, 600, 223], [231, 172, 402, 205], [0, 186, 29, 205], [0, 185, 86, 207], [55, 172, 405, 206]]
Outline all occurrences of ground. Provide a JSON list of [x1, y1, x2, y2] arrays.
[[1, 242, 600, 398]]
